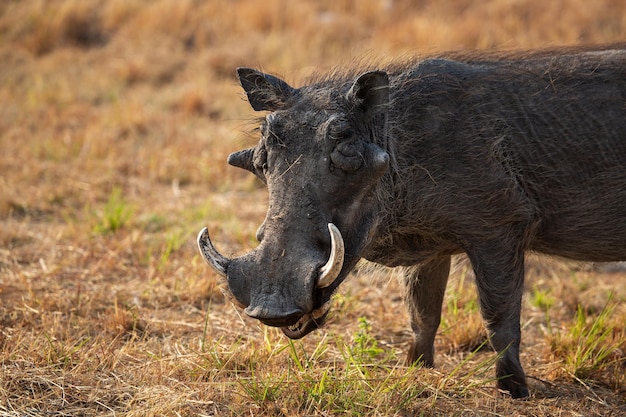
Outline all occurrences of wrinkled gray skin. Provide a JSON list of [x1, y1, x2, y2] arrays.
[[199, 47, 626, 398]]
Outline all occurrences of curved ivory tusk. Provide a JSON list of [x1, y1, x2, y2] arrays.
[[197, 227, 229, 278], [317, 223, 345, 288]]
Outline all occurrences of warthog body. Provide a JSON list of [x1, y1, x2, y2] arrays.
[[198, 47, 626, 398]]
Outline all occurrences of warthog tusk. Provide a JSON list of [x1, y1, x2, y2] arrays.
[[317, 223, 344, 288], [197, 227, 229, 278]]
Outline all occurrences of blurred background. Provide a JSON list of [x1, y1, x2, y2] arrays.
[[0, 1, 625, 415]]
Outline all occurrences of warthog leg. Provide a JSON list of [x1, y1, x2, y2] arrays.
[[466, 230, 528, 399], [404, 255, 451, 367]]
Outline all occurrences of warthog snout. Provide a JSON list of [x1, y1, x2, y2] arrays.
[[197, 223, 346, 337]]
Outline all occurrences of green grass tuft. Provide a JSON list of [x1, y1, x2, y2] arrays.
[[93, 187, 133, 234], [547, 296, 625, 384]]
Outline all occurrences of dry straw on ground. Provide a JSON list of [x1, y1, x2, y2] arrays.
[[1, 1, 625, 415]]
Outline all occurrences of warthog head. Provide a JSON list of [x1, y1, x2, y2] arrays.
[[198, 68, 390, 338]]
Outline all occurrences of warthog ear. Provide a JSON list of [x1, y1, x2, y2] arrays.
[[346, 71, 389, 114], [228, 148, 255, 173], [237, 68, 295, 111]]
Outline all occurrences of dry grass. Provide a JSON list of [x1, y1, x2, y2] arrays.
[[1, 0, 625, 415]]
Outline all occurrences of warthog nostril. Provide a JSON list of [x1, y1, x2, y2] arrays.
[[244, 305, 304, 327]]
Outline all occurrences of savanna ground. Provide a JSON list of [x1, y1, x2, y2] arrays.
[[1, 1, 625, 415]]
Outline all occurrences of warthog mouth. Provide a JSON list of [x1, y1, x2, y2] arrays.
[[280, 299, 332, 339], [197, 224, 345, 339]]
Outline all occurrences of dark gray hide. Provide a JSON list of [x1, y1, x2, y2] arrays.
[[198, 47, 626, 398]]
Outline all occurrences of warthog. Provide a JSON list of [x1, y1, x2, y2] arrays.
[[198, 46, 626, 398]]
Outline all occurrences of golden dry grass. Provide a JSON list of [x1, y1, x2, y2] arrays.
[[1, 1, 625, 415]]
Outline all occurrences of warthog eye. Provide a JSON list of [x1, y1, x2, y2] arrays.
[[335, 128, 354, 141]]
